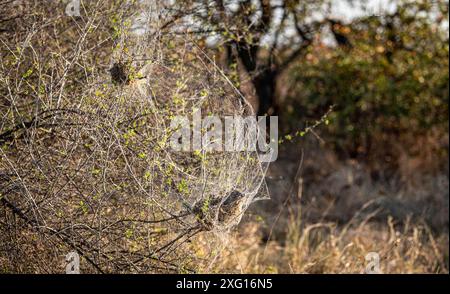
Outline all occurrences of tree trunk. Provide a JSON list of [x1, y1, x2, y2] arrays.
[[253, 70, 278, 116], [234, 42, 278, 116]]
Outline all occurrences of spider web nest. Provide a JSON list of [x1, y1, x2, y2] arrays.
[[91, 30, 273, 268], [106, 32, 271, 234]]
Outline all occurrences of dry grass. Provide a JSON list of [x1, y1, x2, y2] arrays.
[[195, 218, 448, 274], [190, 136, 449, 274]]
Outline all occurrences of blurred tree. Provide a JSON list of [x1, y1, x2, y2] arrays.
[[168, 0, 336, 116], [285, 0, 449, 163]]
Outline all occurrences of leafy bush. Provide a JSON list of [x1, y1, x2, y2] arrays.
[[285, 1, 448, 166]]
